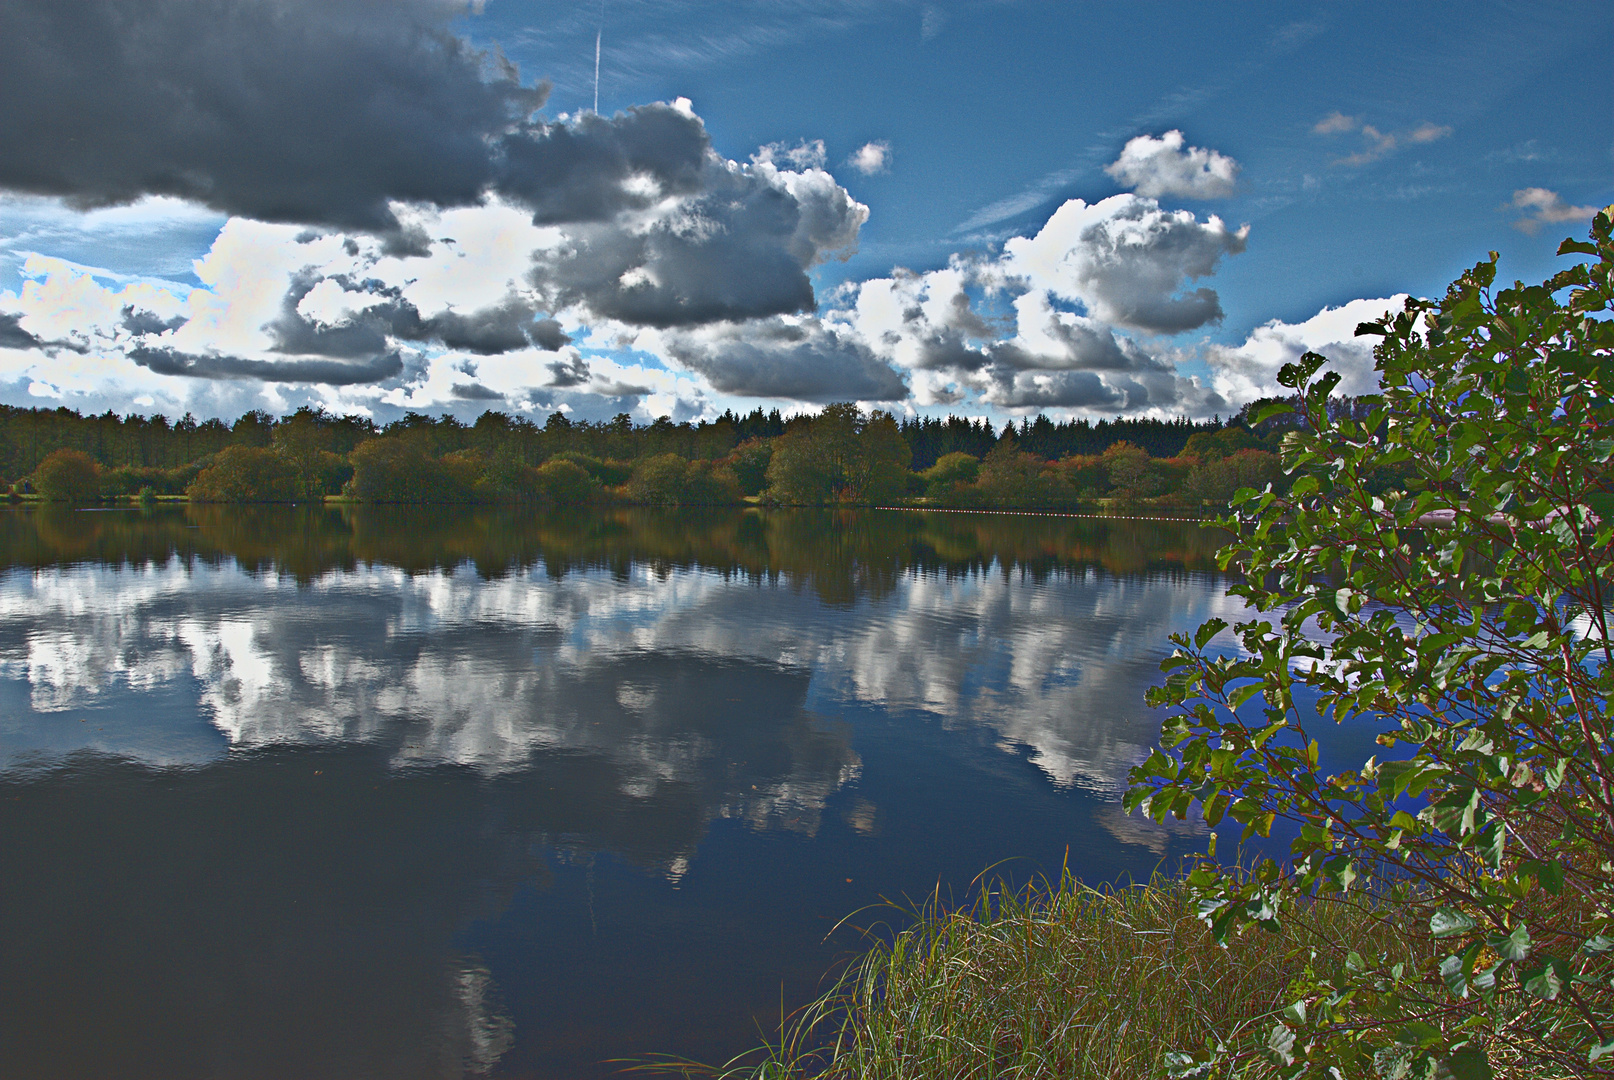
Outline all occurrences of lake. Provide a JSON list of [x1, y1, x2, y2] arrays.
[[0, 504, 1242, 1079]]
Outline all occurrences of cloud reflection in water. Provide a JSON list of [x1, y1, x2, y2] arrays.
[[0, 509, 1246, 1079], [1, 549, 1250, 801]]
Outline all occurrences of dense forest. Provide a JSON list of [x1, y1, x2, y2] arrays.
[[1, 400, 1332, 511]]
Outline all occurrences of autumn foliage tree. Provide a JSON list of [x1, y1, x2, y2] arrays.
[[186, 446, 297, 502], [32, 448, 101, 502]]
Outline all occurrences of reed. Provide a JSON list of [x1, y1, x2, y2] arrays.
[[637, 872, 1409, 1080]]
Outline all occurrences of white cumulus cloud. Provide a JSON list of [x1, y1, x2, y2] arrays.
[[1204, 295, 1406, 404], [847, 141, 892, 175], [1104, 131, 1239, 200], [1004, 194, 1248, 334], [1506, 188, 1600, 235]]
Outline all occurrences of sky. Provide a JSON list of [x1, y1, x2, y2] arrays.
[[0, 0, 1608, 427]]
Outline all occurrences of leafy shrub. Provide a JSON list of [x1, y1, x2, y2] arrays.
[[627, 454, 741, 505], [32, 449, 101, 502], [627, 453, 689, 505], [532, 458, 596, 507], [681, 460, 742, 505], [765, 432, 837, 505], [1181, 425, 1263, 461], [1101, 441, 1163, 501], [1180, 447, 1281, 505], [921, 451, 980, 499], [186, 446, 297, 502], [1058, 453, 1108, 499], [727, 438, 773, 496], [957, 445, 1074, 508], [764, 404, 911, 505], [101, 464, 198, 497], [349, 438, 471, 503], [1128, 208, 1614, 1078], [549, 451, 632, 487]]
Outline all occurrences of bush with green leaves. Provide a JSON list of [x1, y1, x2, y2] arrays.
[[531, 457, 597, 507], [32, 448, 102, 502], [764, 404, 911, 505], [627, 453, 742, 506], [1181, 448, 1282, 506], [1127, 208, 1614, 1078], [727, 437, 774, 496], [186, 446, 298, 502], [920, 450, 982, 499]]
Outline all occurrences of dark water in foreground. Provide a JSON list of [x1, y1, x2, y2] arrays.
[[1, 505, 1240, 1079]]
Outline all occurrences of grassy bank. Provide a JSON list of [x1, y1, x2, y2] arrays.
[[645, 874, 1411, 1080]]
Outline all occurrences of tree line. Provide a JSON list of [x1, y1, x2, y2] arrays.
[[5, 399, 1335, 511]]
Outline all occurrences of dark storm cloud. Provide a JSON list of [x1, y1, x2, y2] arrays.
[[984, 370, 1123, 409], [266, 276, 415, 360], [131, 345, 403, 385], [496, 107, 710, 225], [529, 319, 571, 352], [990, 318, 1157, 373], [263, 273, 569, 362], [120, 306, 187, 337], [449, 382, 503, 401], [593, 381, 653, 398], [0, 312, 46, 351], [528, 319, 571, 352], [1, 1, 869, 333], [0, 311, 90, 354], [0, 0, 546, 235], [546, 355, 592, 388], [536, 217, 815, 329], [529, 149, 867, 328], [914, 332, 992, 372], [664, 319, 907, 403], [419, 297, 571, 355]]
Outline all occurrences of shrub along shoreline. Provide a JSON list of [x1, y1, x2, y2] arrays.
[[6, 396, 1374, 513]]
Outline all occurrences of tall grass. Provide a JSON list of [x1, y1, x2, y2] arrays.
[[636, 873, 1410, 1080]]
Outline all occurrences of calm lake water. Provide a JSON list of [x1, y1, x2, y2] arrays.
[[0, 505, 1243, 1079]]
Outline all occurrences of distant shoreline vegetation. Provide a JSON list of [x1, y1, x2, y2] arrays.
[[0, 398, 1391, 513]]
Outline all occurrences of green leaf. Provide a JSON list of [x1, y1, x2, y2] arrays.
[[1228, 681, 1266, 710], [1398, 1020, 1443, 1048], [1266, 1022, 1296, 1066], [1522, 957, 1567, 999], [1430, 910, 1476, 938], [1193, 618, 1229, 650], [1251, 400, 1297, 427], [1527, 859, 1565, 895], [1430, 786, 1481, 836], [1590, 1039, 1614, 1063], [1440, 944, 1481, 997], [1445, 1048, 1494, 1080], [1476, 822, 1505, 868], [1489, 924, 1531, 962]]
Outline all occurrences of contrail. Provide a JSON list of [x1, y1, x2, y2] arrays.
[[593, 0, 604, 114]]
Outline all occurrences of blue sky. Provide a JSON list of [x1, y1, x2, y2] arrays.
[[0, 0, 1608, 424]]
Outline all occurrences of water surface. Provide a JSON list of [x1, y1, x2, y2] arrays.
[[1, 505, 1238, 1079]]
